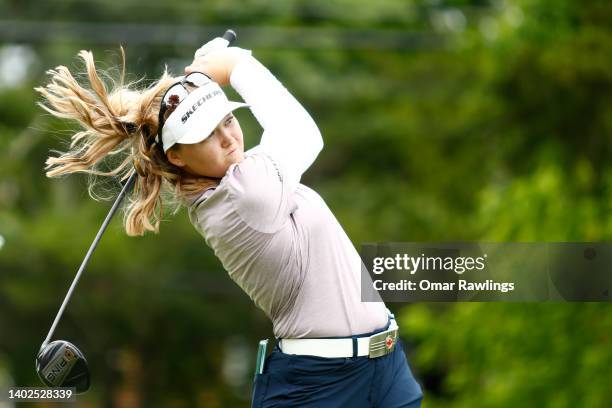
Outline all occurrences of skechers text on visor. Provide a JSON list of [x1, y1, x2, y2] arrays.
[[157, 72, 249, 152]]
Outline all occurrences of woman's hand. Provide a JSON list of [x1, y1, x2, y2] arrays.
[[185, 47, 251, 87]]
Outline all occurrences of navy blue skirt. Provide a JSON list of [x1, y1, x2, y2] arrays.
[[251, 325, 424, 408]]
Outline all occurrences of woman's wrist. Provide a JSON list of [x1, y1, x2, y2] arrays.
[[185, 47, 252, 87]]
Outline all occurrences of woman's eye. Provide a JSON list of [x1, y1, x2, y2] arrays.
[[225, 117, 233, 125]]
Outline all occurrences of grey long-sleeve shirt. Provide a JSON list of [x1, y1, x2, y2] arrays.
[[186, 53, 388, 338]]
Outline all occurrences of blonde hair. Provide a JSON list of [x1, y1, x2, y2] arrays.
[[35, 48, 219, 236]]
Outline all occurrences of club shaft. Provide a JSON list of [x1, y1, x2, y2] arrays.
[[41, 171, 137, 349]]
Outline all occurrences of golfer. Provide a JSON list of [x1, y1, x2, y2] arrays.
[[38, 39, 423, 407]]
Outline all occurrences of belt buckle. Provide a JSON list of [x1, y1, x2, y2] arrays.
[[368, 327, 398, 358]]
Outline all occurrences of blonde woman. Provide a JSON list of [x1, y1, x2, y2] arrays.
[[37, 37, 423, 407]]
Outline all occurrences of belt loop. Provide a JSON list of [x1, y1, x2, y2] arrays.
[[352, 337, 357, 358]]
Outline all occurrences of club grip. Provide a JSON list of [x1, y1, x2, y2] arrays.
[[222, 29, 237, 45]]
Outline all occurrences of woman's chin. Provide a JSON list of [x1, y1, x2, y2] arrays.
[[229, 150, 245, 163]]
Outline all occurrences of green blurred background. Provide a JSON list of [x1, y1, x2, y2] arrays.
[[1, 0, 611, 406]]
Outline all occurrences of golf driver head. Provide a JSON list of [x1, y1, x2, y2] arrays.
[[36, 340, 90, 393]]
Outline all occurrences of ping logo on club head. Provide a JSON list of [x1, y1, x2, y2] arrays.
[[43, 345, 78, 385]]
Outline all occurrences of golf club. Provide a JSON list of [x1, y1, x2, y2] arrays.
[[36, 28, 238, 394], [36, 170, 137, 393]]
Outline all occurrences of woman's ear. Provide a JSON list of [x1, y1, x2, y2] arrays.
[[166, 148, 185, 168]]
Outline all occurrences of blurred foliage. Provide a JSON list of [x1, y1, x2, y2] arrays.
[[0, 0, 611, 407], [402, 303, 612, 408]]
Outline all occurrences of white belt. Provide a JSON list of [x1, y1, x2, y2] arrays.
[[279, 318, 399, 359]]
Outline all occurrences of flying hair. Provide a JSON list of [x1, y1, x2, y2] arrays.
[[35, 47, 220, 236]]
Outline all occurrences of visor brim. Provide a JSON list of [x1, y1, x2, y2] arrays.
[[164, 101, 249, 151]]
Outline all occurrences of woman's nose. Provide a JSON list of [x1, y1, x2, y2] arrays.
[[219, 129, 234, 147]]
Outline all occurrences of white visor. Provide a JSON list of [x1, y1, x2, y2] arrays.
[[160, 80, 249, 152]]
